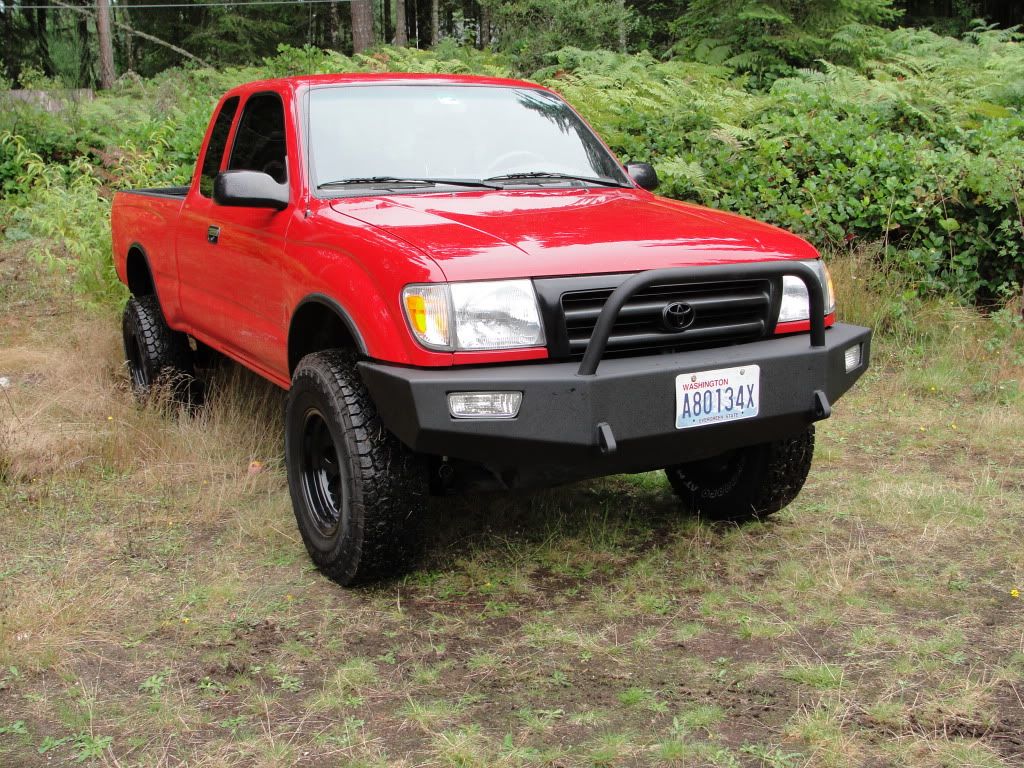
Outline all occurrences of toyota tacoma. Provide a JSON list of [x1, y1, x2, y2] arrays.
[[111, 73, 872, 585]]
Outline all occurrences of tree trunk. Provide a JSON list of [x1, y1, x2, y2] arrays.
[[392, 0, 408, 46], [34, 5, 55, 77], [122, 4, 134, 73], [430, 0, 439, 46], [479, 1, 490, 49], [328, 2, 341, 49], [617, 0, 627, 53], [96, 0, 116, 88], [77, 2, 93, 87], [351, 0, 374, 53]]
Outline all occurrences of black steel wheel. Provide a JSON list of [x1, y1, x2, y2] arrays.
[[297, 408, 348, 538], [664, 426, 815, 521], [284, 349, 426, 586]]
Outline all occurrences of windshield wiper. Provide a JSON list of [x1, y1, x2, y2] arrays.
[[317, 176, 501, 190], [483, 171, 628, 188]]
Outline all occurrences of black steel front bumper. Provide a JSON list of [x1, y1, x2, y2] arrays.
[[358, 264, 871, 485], [359, 324, 868, 478]]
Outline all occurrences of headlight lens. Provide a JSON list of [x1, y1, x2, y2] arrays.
[[778, 260, 836, 323], [451, 279, 545, 350], [401, 280, 546, 351]]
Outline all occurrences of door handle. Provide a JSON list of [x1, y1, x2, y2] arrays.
[[207, 225, 220, 245]]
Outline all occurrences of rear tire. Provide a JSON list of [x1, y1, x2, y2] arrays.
[[122, 295, 199, 404], [664, 426, 815, 521], [284, 350, 426, 586]]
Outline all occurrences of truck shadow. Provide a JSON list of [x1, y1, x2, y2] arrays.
[[192, 354, 736, 579]]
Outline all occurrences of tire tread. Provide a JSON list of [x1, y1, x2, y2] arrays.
[[122, 295, 195, 398], [286, 350, 425, 585], [665, 426, 815, 521]]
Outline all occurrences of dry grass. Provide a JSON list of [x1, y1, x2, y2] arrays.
[[1, 243, 1023, 766]]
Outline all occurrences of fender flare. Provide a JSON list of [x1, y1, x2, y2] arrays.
[[290, 293, 369, 356]]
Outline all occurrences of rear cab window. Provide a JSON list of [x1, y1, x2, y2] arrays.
[[198, 96, 240, 198]]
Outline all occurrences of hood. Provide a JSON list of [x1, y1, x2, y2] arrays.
[[330, 188, 819, 282]]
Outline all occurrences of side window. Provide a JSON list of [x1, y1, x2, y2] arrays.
[[228, 92, 288, 184], [199, 96, 239, 198]]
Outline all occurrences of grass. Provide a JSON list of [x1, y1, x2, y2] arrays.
[[1, 242, 1023, 766]]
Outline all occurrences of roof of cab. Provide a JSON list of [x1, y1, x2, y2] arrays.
[[224, 72, 553, 97]]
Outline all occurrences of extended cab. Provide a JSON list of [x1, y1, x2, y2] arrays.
[[111, 74, 871, 585]]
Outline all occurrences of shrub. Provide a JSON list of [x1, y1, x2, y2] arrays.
[[2, 30, 1021, 305], [670, 0, 899, 79], [541, 27, 1024, 298]]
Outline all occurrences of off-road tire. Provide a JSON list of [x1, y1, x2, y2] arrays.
[[664, 426, 815, 521], [284, 350, 426, 586], [122, 295, 198, 403]]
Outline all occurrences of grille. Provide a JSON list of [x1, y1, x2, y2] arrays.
[[555, 279, 773, 359]]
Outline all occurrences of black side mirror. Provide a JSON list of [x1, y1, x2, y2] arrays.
[[626, 162, 659, 191], [214, 170, 289, 210]]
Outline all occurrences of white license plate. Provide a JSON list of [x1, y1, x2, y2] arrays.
[[675, 365, 760, 430]]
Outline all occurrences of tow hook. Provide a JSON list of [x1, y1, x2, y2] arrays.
[[812, 390, 831, 420], [597, 422, 617, 455]]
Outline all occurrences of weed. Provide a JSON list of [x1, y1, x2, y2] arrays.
[[138, 671, 168, 696], [672, 704, 726, 735], [781, 663, 845, 690], [0, 720, 27, 736], [273, 673, 303, 693]]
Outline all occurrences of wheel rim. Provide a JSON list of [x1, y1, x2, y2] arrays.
[[126, 329, 149, 391], [299, 408, 346, 537], [689, 449, 743, 485], [672, 448, 747, 497]]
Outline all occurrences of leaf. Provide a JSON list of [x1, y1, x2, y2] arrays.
[[38, 735, 72, 754]]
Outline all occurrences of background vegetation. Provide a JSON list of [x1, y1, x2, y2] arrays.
[[2, 13, 1023, 302], [1, 2, 1024, 766]]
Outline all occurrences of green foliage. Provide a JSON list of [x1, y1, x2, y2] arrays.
[[10, 157, 125, 308], [542, 27, 1024, 297], [491, 0, 634, 71], [671, 0, 899, 78], [1, 132, 47, 197], [2, 29, 1022, 305]]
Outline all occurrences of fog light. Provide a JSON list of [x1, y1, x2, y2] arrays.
[[844, 344, 862, 373], [448, 391, 522, 419]]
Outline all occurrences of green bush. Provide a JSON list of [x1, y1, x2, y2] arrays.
[[490, 0, 634, 72], [1, 29, 1022, 306], [542, 27, 1024, 298], [670, 0, 899, 79]]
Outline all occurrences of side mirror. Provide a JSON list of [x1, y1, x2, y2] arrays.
[[213, 170, 289, 210], [626, 162, 659, 191]]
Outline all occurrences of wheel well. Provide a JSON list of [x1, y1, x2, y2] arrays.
[[126, 247, 155, 296], [288, 299, 361, 375]]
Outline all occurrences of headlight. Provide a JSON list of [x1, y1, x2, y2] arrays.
[[401, 280, 546, 351], [778, 259, 836, 323]]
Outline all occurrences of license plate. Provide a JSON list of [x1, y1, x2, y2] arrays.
[[675, 365, 760, 430]]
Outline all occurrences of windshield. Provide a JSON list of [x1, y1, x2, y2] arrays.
[[307, 84, 630, 192]]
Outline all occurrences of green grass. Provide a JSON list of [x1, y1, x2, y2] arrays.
[[1, 245, 1024, 766]]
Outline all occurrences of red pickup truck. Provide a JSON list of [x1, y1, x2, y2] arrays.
[[111, 73, 871, 585]]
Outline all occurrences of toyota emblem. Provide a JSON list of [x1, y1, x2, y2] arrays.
[[661, 301, 695, 331]]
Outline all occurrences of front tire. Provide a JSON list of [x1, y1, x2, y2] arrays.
[[664, 426, 815, 521], [284, 350, 426, 586]]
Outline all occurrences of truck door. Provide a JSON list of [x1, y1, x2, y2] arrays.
[[176, 91, 294, 381]]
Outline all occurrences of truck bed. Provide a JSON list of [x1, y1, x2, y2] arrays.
[[120, 186, 190, 199]]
